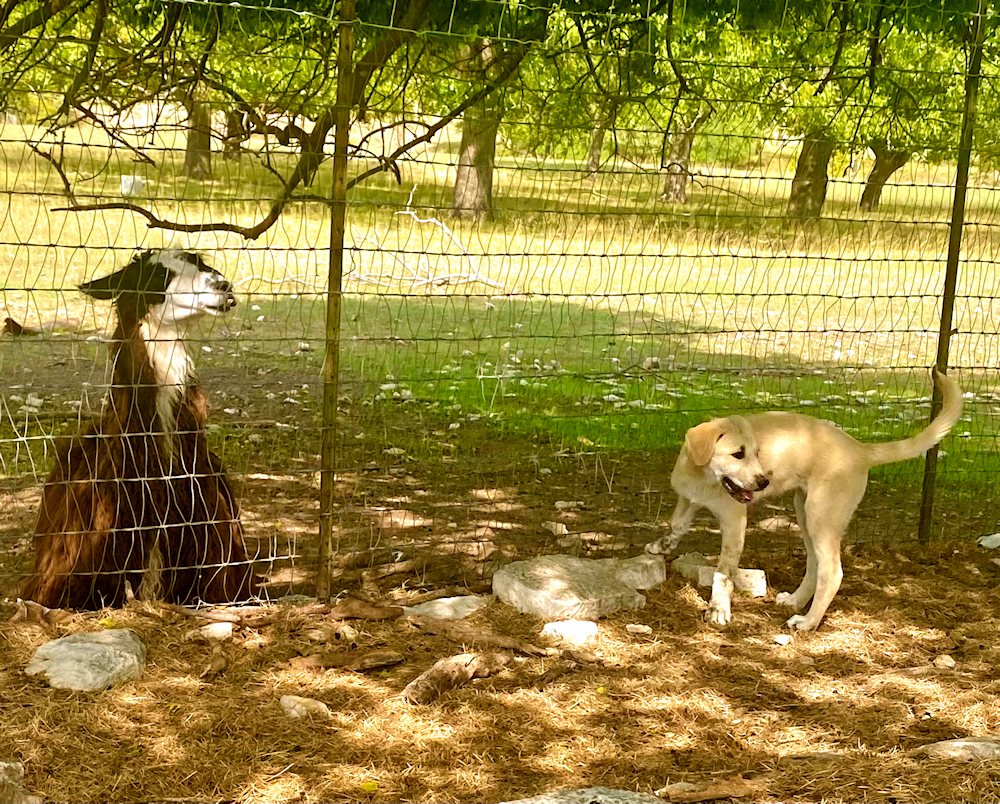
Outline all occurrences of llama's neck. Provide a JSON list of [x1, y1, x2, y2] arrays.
[[138, 319, 194, 441]]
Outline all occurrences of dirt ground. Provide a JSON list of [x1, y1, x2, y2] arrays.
[[4, 535, 1000, 803], [4, 353, 1000, 802]]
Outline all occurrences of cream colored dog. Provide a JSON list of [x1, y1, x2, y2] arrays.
[[645, 371, 963, 631]]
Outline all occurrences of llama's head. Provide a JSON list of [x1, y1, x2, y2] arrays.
[[79, 250, 237, 330]]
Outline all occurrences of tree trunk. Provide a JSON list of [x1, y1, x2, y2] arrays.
[[859, 144, 909, 211], [452, 101, 500, 220], [787, 130, 835, 218], [223, 109, 247, 162], [584, 98, 619, 179], [183, 99, 212, 180], [451, 40, 503, 220], [661, 108, 712, 203]]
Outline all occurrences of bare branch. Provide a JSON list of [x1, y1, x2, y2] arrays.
[[664, 0, 689, 94], [55, 0, 105, 118], [0, 0, 78, 52], [816, 0, 851, 95], [352, 0, 431, 116]]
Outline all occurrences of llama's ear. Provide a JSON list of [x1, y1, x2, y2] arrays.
[[78, 270, 123, 300], [79, 252, 155, 300]]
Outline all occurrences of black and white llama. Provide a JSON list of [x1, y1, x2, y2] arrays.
[[23, 249, 258, 608]]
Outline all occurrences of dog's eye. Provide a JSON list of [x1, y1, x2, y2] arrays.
[[733, 448, 745, 459]]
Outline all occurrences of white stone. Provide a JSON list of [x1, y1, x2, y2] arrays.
[[625, 624, 652, 635], [200, 621, 234, 641], [334, 624, 359, 643], [672, 552, 710, 582], [501, 787, 664, 804], [933, 654, 957, 670], [0, 762, 25, 788], [608, 553, 666, 590], [672, 552, 767, 597], [773, 634, 793, 646], [0, 761, 42, 804], [403, 595, 491, 620], [696, 564, 767, 597], [279, 694, 333, 720], [25, 629, 145, 691], [912, 737, 1000, 761], [541, 620, 599, 645], [493, 554, 647, 621]]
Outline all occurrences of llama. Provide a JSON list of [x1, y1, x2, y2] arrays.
[[22, 249, 258, 608]]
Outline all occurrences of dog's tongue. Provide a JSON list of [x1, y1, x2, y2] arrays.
[[738, 489, 754, 504]]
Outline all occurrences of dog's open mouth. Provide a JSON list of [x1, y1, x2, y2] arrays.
[[722, 477, 755, 504]]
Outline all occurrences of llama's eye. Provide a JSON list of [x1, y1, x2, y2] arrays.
[[733, 448, 745, 459]]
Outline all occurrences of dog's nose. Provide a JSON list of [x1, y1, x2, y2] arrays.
[[755, 476, 770, 490]]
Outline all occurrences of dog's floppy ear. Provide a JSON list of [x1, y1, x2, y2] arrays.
[[684, 419, 725, 466]]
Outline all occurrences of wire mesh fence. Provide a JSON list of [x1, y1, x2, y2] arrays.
[[2, 0, 999, 605]]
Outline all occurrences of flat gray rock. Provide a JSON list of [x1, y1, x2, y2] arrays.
[[606, 554, 666, 590], [25, 629, 146, 691], [493, 555, 651, 621], [911, 737, 1000, 761], [500, 786, 663, 803]]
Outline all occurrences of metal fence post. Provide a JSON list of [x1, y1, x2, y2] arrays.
[[917, 0, 986, 542], [317, 0, 355, 598]]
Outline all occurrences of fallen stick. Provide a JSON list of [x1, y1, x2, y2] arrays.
[[291, 648, 405, 673], [361, 558, 427, 583], [328, 598, 405, 621], [406, 613, 548, 657], [162, 598, 404, 628], [532, 661, 578, 690], [402, 651, 511, 704], [406, 615, 606, 667]]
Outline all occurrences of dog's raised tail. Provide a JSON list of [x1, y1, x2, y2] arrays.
[[863, 370, 963, 467]]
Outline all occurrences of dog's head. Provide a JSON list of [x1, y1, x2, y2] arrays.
[[684, 416, 770, 504]]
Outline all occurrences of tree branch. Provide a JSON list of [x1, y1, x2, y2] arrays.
[[867, 0, 886, 91], [0, 0, 77, 52], [816, 0, 851, 95], [347, 9, 549, 191], [55, 0, 104, 118], [664, 0, 689, 94], [352, 0, 430, 117]]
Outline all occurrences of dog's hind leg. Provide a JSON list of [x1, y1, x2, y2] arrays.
[[784, 477, 866, 631], [776, 490, 817, 611]]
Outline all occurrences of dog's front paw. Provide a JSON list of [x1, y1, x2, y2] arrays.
[[705, 600, 732, 627], [785, 614, 817, 631], [775, 591, 804, 609], [644, 536, 677, 556]]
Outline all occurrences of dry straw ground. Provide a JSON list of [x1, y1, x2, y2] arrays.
[[4, 495, 1000, 803]]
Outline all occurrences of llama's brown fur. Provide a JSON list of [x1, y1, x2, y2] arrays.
[[22, 261, 257, 609]]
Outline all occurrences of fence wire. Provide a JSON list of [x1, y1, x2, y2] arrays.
[[1, 0, 999, 603]]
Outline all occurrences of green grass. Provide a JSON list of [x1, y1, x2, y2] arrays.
[[1, 112, 999, 510]]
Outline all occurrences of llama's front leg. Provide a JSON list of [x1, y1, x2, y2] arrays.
[[705, 502, 748, 626], [645, 496, 699, 555]]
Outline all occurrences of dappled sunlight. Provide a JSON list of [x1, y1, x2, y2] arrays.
[[4, 535, 1000, 800]]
